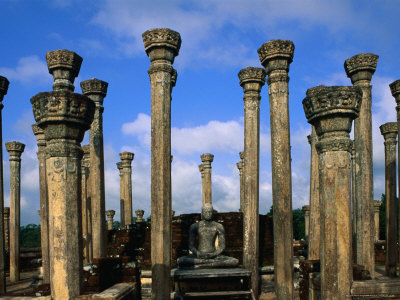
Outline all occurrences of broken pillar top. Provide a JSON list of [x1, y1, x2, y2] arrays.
[[236, 161, 243, 171], [80, 78, 108, 101], [303, 86, 362, 152], [142, 28, 181, 63], [372, 200, 381, 211], [302, 205, 310, 212], [390, 80, 400, 102], [344, 53, 379, 84], [106, 210, 115, 217], [46, 49, 83, 92], [120, 152, 134, 162], [201, 153, 214, 164], [116, 161, 123, 171], [380, 122, 397, 139], [238, 67, 266, 92], [0, 75, 10, 102], [5, 141, 25, 160], [257, 39, 295, 73], [239, 151, 244, 160]]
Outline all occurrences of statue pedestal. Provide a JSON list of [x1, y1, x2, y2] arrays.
[[171, 268, 252, 299]]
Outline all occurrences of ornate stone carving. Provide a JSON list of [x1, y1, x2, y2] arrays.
[[80, 78, 108, 97], [380, 122, 397, 136], [0, 76, 9, 101], [257, 39, 295, 66], [303, 85, 362, 123], [390, 80, 400, 101], [142, 28, 182, 53], [201, 153, 214, 164], [120, 152, 134, 163], [46, 50, 82, 78], [238, 67, 266, 86], [344, 53, 379, 83], [5, 141, 25, 161]]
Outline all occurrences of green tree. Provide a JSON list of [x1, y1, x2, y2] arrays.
[[20, 224, 41, 248]]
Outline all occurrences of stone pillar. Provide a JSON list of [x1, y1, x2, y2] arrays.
[[0, 76, 9, 293], [307, 127, 320, 260], [258, 39, 294, 299], [81, 78, 108, 259], [81, 145, 91, 264], [142, 28, 181, 300], [135, 209, 144, 223], [379, 122, 397, 277], [200, 153, 214, 206], [32, 125, 50, 283], [4, 207, 9, 253], [116, 162, 125, 226], [120, 152, 134, 226], [351, 140, 356, 248], [198, 164, 205, 205], [236, 152, 244, 212], [5, 141, 25, 283], [344, 53, 378, 276], [389, 80, 400, 266], [106, 210, 115, 230], [31, 49, 95, 299], [371, 200, 381, 241], [302, 205, 310, 242], [238, 67, 265, 298], [303, 85, 361, 299]]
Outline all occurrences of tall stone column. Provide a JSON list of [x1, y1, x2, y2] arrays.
[[116, 162, 125, 226], [302, 205, 310, 242], [379, 122, 397, 277], [32, 125, 50, 283], [238, 67, 265, 298], [236, 153, 244, 212], [81, 145, 91, 264], [344, 53, 378, 276], [351, 140, 356, 250], [6, 141, 25, 283], [258, 39, 294, 299], [31, 49, 94, 299], [303, 85, 361, 299], [389, 80, 400, 265], [372, 200, 381, 241], [81, 78, 108, 259], [120, 152, 134, 226], [0, 76, 9, 293], [106, 210, 115, 230], [4, 207, 9, 253], [307, 128, 320, 260], [200, 153, 214, 205], [142, 28, 181, 300]]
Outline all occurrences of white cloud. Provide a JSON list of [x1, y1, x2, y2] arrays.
[[0, 56, 50, 85]]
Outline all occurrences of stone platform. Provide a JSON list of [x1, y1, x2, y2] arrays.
[[171, 268, 253, 299]]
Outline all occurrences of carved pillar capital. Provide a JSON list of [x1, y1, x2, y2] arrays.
[[380, 122, 397, 146], [46, 50, 82, 92], [198, 164, 204, 177], [303, 86, 362, 153], [106, 210, 115, 218], [119, 152, 134, 170], [5, 142, 25, 161], [344, 53, 379, 85], [238, 67, 266, 93], [0, 75, 10, 103], [390, 80, 400, 106], [116, 161, 123, 173], [236, 161, 243, 173], [302, 205, 310, 216], [135, 209, 144, 222], [257, 39, 294, 80], [201, 153, 214, 169], [142, 28, 181, 63], [80, 78, 108, 107]]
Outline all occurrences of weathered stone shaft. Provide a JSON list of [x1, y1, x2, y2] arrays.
[[116, 162, 125, 226], [81, 145, 91, 263], [303, 85, 361, 299], [236, 152, 244, 212], [200, 153, 214, 205], [307, 128, 320, 260], [120, 152, 134, 226], [380, 122, 397, 277], [81, 78, 108, 259], [258, 39, 294, 299], [302, 205, 310, 242], [372, 200, 381, 241], [106, 210, 115, 230], [238, 66, 265, 299], [0, 75, 9, 293], [345, 53, 378, 276], [32, 125, 50, 283], [3, 207, 9, 253], [143, 27, 181, 300], [6, 141, 24, 283]]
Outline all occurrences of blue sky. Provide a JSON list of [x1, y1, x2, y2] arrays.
[[0, 0, 399, 225]]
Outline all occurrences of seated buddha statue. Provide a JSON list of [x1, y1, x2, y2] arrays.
[[177, 204, 239, 269]]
